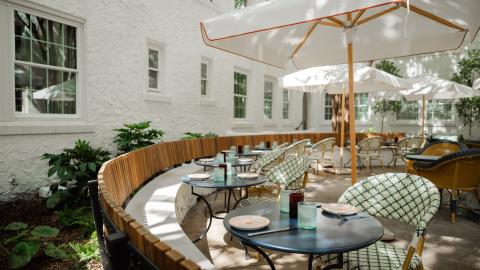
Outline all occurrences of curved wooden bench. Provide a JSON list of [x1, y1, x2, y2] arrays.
[[94, 132, 404, 269]]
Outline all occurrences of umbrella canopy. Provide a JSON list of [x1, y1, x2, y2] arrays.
[[400, 76, 478, 100], [201, 0, 480, 69], [281, 63, 410, 94], [473, 78, 480, 90], [201, 0, 480, 184]]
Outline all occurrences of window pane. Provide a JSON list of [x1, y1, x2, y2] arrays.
[[201, 79, 207, 95], [149, 70, 158, 89], [234, 96, 246, 118], [48, 21, 63, 44], [149, 49, 158, 68], [15, 37, 31, 61], [64, 47, 76, 69], [31, 15, 47, 41], [64, 25, 76, 48], [201, 63, 207, 79], [48, 44, 65, 67], [283, 103, 289, 119], [31, 67, 47, 90], [32, 40, 48, 64], [324, 94, 333, 120], [63, 72, 77, 114], [15, 64, 30, 90], [14, 11, 30, 38], [264, 100, 272, 119], [14, 10, 78, 115], [234, 72, 247, 95]]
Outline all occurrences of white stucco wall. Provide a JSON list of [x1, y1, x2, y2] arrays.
[[1, 0, 479, 200], [0, 0, 303, 200]]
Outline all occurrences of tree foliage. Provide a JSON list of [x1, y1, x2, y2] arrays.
[[373, 99, 402, 132], [113, 121, 164, 154], [455, 98, 480, 137], [451, 49, 480, 137], [181, 132, 218, 140], [452, 49, 480, 86], [375, 60, 402, 77]]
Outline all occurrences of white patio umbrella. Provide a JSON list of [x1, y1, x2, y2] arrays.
[[396, 76, 479, 136], [201, 0, 480, 183], [473, 78, 480, 90], [281, 63, 410, 173]]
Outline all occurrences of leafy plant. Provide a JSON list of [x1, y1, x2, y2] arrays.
[[2, 222, 65, 269], [42, 140, 111, 209], [375, 60, 402, 77], [57, 207, 95, 236], [113, 121, 164, 154], [204, 132, 218, 138], [234, 0, 247, 9], [181, 132, 218, 140], [373, 99, 402, 132], [455, 97, 480, 137], [68, 231, 100, 267]]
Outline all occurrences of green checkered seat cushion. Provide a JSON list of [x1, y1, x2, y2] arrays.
[[236, 197, 277, 208], [284, 139, 309, 159], [249, 148, 285, 174], [318, 241, 421, 270], [316, 173, 440, 270], [266, 156, 311, 190]]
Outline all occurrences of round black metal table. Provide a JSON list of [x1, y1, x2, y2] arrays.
[[221, 150, 264, 159], [181, 174, 266, 243], [194, 158, 255, 172], [224, 202, 383, 270]]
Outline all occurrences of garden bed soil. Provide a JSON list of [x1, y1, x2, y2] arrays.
[[0, 195, 101, 270]]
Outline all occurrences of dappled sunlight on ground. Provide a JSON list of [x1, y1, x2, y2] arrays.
[[181, 165, 480, 269]]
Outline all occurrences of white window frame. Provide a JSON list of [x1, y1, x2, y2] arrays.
[[282, 88, 289, 120], [0, 1, 87, 127], [146, 40, 165, 93], [426, 99, 454, 121], [200, 56, 213, 98], [324, 93, 333, 120], [354, 92, 370, 121], [233, 68, 248, 120], [263, 76, 275, 120], [393, 99, 456, 126]]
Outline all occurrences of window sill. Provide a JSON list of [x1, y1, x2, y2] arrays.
[[0, 122, 95, 135], [144, 92, 172, 103], [199, 98, 216, 106], [232, 121, 254, 129], [263, 121, 278, 127]]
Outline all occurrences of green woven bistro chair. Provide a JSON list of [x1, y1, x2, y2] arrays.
[[236, 156, 311, 208], [357, 136, 385, 172], [249, 148, 286, 174], [315, 173, 440, 270], [309, 137, 336, 173], [284, 139, 309, 159]]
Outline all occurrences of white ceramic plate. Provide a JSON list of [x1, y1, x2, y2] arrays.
[[187, 173, 210, 180], [238, 158, 253, 163], [252, 150, 263, 154], [229, 215, 270, 231], [199, 158, 215, 162], [237, 173, 259, 179], [322, 203, 361, 216]]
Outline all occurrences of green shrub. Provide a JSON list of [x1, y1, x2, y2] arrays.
[[181, 132, 218, 140], [2, 222, 66, 269], [57, 207, 95, 237], [68, 231, 100, 267], [372, 99, 401, 132], [113, 121, 164, 154], [42, 140, 111, 209]]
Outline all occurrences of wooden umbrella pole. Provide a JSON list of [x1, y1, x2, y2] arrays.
[[346, 28, 357, 184], [421, 95, 426, 138], [339, 90, 346, 168]]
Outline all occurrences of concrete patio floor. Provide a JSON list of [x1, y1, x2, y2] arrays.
[[180, 166, 480, 270]]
